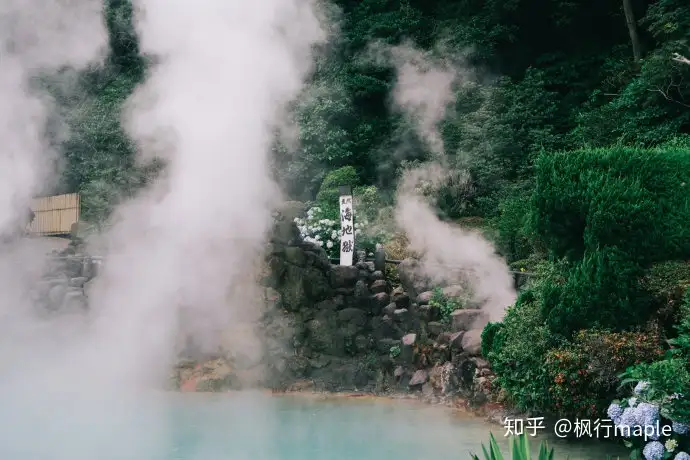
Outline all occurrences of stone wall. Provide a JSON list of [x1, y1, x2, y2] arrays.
[[31, 212, 498, 405], [259, 211, 496, 404]]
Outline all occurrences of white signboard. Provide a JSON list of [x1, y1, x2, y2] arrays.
[[339, 193, 354, 266]]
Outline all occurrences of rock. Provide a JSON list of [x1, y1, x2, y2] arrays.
[[398, 258, 433, 299], [337, 308, 368, 327], [64, 257, 83, 278], [68, 277, 88, 288], [400, 333, 416, 363], [402, 333, 417, 346], [302, 267, 331, 301], [354, 335, 371, 353], [277, 201, 306, 222], [354, 280, 370, 300], [309, 355, 332, 369], [461, 329, 483, 355], [383, 302, 397, 317], [393, 308, 409, 323], [451, 309, 488, 332], [394, 366, 405, 379], [421, 383, 434, 398], [284, 246, 307, 266], [306, 319, 335, 352], [449, 331, 465, 349], [390, 287, 410, 308], [371, 270, 385, 281], [427, 321, 445, 337], [442, 284, 466, 300], [416, 291, 434, 305], [409, 369, 428, 387], [471, 357, 490, 369], [371, 317, 400, 341], [331, 265, 360, 288], [369, 279, 389, 294], [370, 292, 389, 314]]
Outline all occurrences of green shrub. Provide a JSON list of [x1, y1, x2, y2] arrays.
[[641, 261, 690, 332], [540, 247, 651, 338], [545, 327, 662, 418], [532, 146, 690, 263], [315, 166, 360, 214], [623, 288, 690, 424], [428, 287, 462, 323], [485, 296, 555, 413]]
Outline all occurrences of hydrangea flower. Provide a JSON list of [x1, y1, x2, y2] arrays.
[[629, 397, 639, 407], [666, 439, 679, 453], [618, 407, 639, 434], [642, 441, 665, 460], [607, 403, 623, 424], [638, 402, 661, 426], [635, 381, 650, 395], [673, 421, 689, 435], [675, 452, 690, 460]]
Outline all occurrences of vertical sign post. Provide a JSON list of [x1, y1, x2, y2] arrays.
[[339, 185, 354, 266]]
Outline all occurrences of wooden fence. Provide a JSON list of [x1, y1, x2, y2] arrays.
[[28, 193, 80, 237]]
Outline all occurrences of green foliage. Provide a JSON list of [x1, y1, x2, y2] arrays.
[[484, 297, 555, 413], [532, 146, 690, 263], [530, 146, 690, 337], [624, 288, 690, 424], [469, 432, 555, 460], [428, 287, 461, 323], [540, 247, 650, 338], [315, 166, 360, 215], [545, 328, 662, 418]]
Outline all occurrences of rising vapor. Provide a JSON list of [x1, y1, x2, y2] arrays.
[[0, 0, 329, 457], [382, 43, 516, 324], [86, 0, 328, 388]]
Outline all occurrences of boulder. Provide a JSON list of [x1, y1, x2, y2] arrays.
[[450, 309, 488, 332], [426, 321, 445, 337], [369, 279, 390, 294], [416, 291, 434, 305], [390, 287, 410, 308], [461, 329, 483, 355], [331, 265, 359, 288], [409, 369, 428, 387], [370, 292, 390, 314]]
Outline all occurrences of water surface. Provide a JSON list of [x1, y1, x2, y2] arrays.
[[0, 391, 624, 459]]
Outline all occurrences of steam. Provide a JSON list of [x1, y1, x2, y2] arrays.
[[0, 0, 106, 232], [384, 43, 516, 324], [85, 0, 327, 391]]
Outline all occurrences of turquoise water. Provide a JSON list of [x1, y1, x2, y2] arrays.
[[0, 392, 623, 459]]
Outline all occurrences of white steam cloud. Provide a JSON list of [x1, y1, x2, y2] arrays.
[[0, 0, 328, 457], [383, 43, 516, 325], [86, 0, 327, 389]]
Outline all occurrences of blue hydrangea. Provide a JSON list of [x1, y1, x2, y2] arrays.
[[618, 407, 639, 436], [638, 402, 661, 424], [635, 381, 650, 395], [637, 402, 661, 440], [629, 397, 639, 407], [643, 441, 665, 460], [673, 421, 689, 435], [608, 403, 624, 424], [675, 453, 690, 460]]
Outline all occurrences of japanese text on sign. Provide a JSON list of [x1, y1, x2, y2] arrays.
[[339, 194, 354, 265]]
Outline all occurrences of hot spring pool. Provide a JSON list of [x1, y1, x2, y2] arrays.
[[0, 391, 623, 459]]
